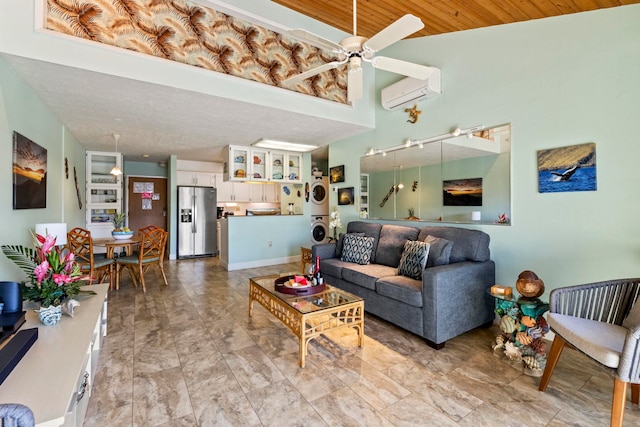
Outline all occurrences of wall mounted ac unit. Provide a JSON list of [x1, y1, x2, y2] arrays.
[[381, 68, 441, 111]]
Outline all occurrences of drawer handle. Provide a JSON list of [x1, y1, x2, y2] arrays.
[[76, 372, 90, 403]]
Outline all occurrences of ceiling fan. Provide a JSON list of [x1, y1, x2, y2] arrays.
[[283, 0, 435, 102]]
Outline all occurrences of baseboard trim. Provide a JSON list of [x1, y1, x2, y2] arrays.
[[226, 255, 299, 271]]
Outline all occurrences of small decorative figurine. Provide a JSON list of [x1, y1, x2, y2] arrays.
[[404, 104, 422, 123]]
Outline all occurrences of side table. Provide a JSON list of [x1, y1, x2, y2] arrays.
[[490, 292, 550, 376]]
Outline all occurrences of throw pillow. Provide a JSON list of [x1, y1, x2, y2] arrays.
[[335, 232, 365, 257], [424, 235, 453, 268], [397, 240, 431, 280], [622, 299, 640, 329], [341, 234, 374, 265]]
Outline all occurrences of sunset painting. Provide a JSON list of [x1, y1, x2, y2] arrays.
[[13, 132, 47, 209], [443, 178, 483, 206]]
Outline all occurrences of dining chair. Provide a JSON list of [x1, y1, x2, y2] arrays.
[[538, 278, 640, 427], [67, 227, 114, 289], [115, 228, 168, 292], [138, 225, 158, 237]]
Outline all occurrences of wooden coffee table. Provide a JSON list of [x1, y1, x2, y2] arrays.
[[249, 275, 364, 368]]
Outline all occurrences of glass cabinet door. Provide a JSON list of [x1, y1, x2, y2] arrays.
[[89, 188, 119, 204], [360, 173, 369, 215], [287, 154, 302, 182], [89, 208, 118, 225], [250, 149, 268, 181], [230, 147, 248, 180], [88, 152, 120, 185], [271, 152, 285, 182]]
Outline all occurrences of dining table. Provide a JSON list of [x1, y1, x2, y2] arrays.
[[93, 236, 141, 259]]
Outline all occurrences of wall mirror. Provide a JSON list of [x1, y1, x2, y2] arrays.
[[360, 123, 511, 225]]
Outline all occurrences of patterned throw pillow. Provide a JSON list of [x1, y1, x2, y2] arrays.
[[397, 241, 431, 280], [341, 234, 374, 265]]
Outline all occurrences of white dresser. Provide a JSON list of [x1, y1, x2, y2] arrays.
[[0, 284, 108, 426]]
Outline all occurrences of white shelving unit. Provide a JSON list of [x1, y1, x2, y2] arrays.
[[360, 173, 369, 216], [86, 151, 122, 238]]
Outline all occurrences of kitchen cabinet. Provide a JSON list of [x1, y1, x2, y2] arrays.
[[177, 171, 215, 186], [86, 151, 122, 238], [223, 146, 303, 184], [249, 148, 269, 182], [214, 174, 250, 202], [223, 146, 250, 181], [249, 183, 280, 202]]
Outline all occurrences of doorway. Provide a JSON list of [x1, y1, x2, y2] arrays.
[[126, 176, 168, 233]]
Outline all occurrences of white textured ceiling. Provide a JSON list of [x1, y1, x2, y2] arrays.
[[2, 53, 369, 163]]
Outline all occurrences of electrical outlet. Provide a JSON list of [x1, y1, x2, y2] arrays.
[[268, 241, 272, 247]]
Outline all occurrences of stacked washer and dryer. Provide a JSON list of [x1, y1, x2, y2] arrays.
[[310, 176, 329, 244]]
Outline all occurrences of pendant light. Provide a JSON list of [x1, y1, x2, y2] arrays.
[[110, 133, 123, 176]]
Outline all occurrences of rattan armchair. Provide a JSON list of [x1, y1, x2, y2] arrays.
[[538, 278, 640, 427]]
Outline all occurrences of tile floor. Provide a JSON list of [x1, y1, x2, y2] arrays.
[[85, 257, 640, 426]]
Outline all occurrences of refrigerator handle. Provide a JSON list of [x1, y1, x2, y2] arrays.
[[192, 194, 197, 233]]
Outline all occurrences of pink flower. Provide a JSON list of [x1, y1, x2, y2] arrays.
[[39, 234, 57, 255], [63, 252, 75, 272], [34, 261, 50, 283], [53, 273, 73, 285]]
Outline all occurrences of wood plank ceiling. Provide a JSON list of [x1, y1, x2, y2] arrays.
[[272, 0, 640, 38]]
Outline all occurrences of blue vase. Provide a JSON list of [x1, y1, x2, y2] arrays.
[[38, 305, 62, 326]]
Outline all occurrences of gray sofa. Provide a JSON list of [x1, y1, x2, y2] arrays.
[[312, 221, 495, 349]]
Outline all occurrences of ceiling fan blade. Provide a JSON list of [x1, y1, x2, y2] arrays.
[[371, 57, 434, 80], [287, 29, 344, 53], [364, 14, 424, 52], [283, 60, 344, 85], [347, 66, 363, 102]]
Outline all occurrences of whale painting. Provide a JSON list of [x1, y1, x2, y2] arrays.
[[537, 143, 596, 193]]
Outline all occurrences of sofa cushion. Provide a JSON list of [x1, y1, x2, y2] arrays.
[[417, 226, 490, 262], [375, 225, 420, 267], [342, 264, 398, 291], [397, 241, 430, 280], [335, 232, 365, 257], [320, 258, 352, 279], [376, 276, 423, 308], [341, 235, 374, 265], [346, 222, 383, 263], [424, 235, 453, 267]]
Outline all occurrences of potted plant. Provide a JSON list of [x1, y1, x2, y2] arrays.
[[1, 233, 93, 325], [111, 211, 133, 240]]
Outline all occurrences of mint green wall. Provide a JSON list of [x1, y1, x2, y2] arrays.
[[330, 5, 640, 294], [124, 160, 168, 178], [0, 57, 87, 281]]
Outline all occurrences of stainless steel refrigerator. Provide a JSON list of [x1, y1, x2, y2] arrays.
[[178, 186, 217, 259]]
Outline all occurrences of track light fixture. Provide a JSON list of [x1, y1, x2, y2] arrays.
[[364, 125, 485, 157]]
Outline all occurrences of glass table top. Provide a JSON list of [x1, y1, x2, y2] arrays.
[[250, 274, 363, 314]]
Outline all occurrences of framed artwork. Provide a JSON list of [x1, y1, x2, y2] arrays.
[[330, 165, 345, 184], [443, 178, 483, 206], [13, 131, 47, 209], [537, 142, 596, 193], [338, 187, 354, 205]]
